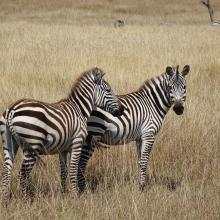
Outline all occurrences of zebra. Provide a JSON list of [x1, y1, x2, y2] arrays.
[[0, 67, 124, 204], [76, 65, 190, 192]]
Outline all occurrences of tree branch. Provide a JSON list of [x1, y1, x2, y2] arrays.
[[201, 0, 214, 23]]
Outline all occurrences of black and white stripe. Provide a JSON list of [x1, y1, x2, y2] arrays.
[[76, 65, 190, 191], [0, 67, 124, 204]]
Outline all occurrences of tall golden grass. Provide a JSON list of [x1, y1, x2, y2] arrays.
[[0, 0, 220, 219]]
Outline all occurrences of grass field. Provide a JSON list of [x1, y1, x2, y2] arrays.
[[0, 0, 220, 219]]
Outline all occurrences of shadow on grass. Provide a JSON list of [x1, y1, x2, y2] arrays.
[[6, 172, 182, 201], [86, 172, 182, 193], [145, 173, 182, 191]]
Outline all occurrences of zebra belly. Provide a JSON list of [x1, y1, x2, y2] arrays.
[[101, 128, 140, 145], [13, 132, 70, 155], [88, 110, 142, 145], [101, 134, 139, 145], [10, 121, 68, 155]]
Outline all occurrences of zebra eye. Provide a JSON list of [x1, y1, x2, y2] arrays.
[[106, 88, 111, 92]]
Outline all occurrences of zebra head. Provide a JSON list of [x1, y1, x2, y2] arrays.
[[165, 65, 190, 115], [92, 67, 124, 117]]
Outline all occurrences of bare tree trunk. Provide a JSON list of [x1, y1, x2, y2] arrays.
[[201, 0, 220, 25], [201, 0, 214, 22]]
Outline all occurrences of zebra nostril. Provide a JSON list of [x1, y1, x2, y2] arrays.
[[119, 105, 124, 114], [112, 106, 124, 117], [112, 110, 119, 117]]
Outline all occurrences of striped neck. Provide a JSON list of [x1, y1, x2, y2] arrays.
[[68, 74, 95, 119], [139, 73, 172, 117]]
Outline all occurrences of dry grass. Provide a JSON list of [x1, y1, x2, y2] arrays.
[[0, 0, 220, 219]]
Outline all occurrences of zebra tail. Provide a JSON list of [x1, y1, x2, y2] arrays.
[[4, 123, 19, 162], [4, 111, 46, 168]]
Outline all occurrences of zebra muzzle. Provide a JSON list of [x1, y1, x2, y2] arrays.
[[112, 105, 124, 117], [173, 104, 184, 115]]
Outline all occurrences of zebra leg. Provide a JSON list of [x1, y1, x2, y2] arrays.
[[136, 139, 141, 165], [77, 137, 95, 193], [139, 133, 155, 191], [19, 149, 37, 201], [59, 151, 68, 193], [69, 136, 85, 196], [1, 122, 19, 206]]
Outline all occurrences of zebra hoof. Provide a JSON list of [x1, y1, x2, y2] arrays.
[[61, 188, 68, 194], [1, 198, 9, 207], [1, 192, 12, 207], [78, 184, 86, 194], [24, 196, 34, 204], [70, 191, 80, 198], [1, 200, 8, 208], [23, 191, 35, 203], [78, 188, 86, 196], [139, 184, 146, 192]]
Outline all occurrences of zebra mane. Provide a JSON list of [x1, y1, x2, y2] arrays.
[[119, 73, 165, 97], [70, 68, 94, 95]]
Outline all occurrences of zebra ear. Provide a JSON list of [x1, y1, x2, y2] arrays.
[[92, 67, 105, 84], [181, 65, 190, 76], [166, 66, 174, 76]]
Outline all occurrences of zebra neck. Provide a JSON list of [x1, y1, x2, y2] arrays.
[[141, 75, 171, 117], [68, 85, 94, 119]]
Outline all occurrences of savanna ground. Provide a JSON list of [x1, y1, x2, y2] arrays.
[[0, 0, 220, 219]]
